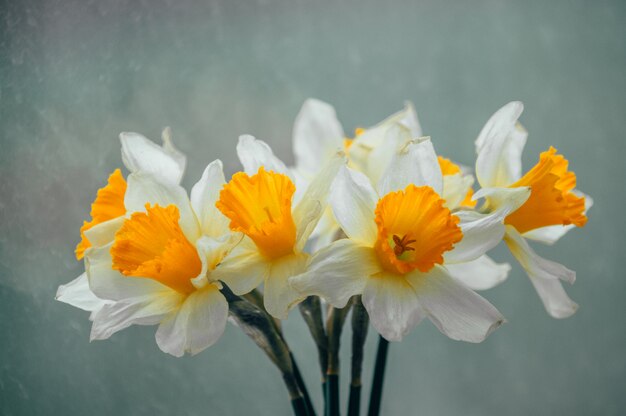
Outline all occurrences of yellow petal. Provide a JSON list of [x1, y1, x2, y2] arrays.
[[111, 204, 201, 295], [374, 185, 463, 274], [438, 156, 461, 176], [75, 169, 127, 259], [505, 147, 587, 234], [460, 188, 477, 208], [216, 167, 296, 260]]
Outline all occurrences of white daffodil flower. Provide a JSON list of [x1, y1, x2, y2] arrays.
[[347, 104, 422, 186], [58, 153, 237, 356], [213, 135, 344, 319], [291, 99, 421, 250], [59, 129, 187, 312], [473, 101, 591, 318], [292, 98, 421, 185], [72, 130, 187, 260], [291, 138, 525, 342]]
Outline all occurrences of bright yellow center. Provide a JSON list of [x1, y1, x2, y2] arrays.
[[216, 167, 297, 260], [110, 204, 200, 295], [504, 147, 587, 234], [374, 185, 463, 274], [438, 156, 477, 208], [75, 169, 127, 260]]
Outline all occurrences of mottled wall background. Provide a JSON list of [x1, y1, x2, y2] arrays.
[[1, 0, 624, 414]]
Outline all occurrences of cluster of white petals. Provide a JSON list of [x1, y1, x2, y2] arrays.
[[57, 99, 590, 357]]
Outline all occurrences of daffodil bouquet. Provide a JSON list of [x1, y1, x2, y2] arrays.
[[57, 100, 590, 416]]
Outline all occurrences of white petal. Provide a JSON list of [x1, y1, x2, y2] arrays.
[[155, 284, 228, 357], [330, 166, 378, 246], [86, 243, 170, 301], [363, 123, 411, 187], [310, 230, 340, 253], [237, 135, 291, 178], [56, 273, 111, 312], [394, 101, 422, 137], [442, 173, 475, 210], [308, 207, 341, 252], [82, 217, 125, 249], [290, 239, 381, 308], [522, 225, 575, 246], [378, 136, 443, 196], [528, 273, 579, 319], [523, 191, 593, 245], [160, 127, 187, 178], [292, 98, 345, 177], [445, 187, 531, 263], [445, 255, 511, 291], [263, 253, 309, 319], [410, 266, 505, 343], [192, 234, 242, 288], [475, 102, 527, 188], [473, 186, 531, 210], [354, 102, 422, 148], [445, 211, 504, 264], [120, 132, 185, 185], [211, 238, 269, 295], [190, 160, 230, 238], [505, 227, 576, 285], [504, 227, 578, 318], [124, 172, 200, 242], [362, 272, 426, 342], [90, 291, 183, 341], [349, 120, 390, 150], [293, 152, 345, 250], [290, 168, 310, 206]]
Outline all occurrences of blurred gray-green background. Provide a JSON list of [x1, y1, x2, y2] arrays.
[[1, 0, 624, 414]]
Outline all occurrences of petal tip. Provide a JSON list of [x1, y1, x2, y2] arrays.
[[480, 316, 506, 342], [549, 302, 579, 319]]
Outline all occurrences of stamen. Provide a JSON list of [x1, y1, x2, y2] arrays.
[[392, 234, 417, 256]]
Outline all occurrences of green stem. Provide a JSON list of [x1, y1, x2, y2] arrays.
[[238, 288, 314, 415], [299, 296, 329, 381], [286, 369, 308, 416], [291, 397, 309, 416], [291, 352, 316, 416], [348, 385, 361, 416], [221, 285, 305, 415], [326, 305, 352, 416], [348, 296, 369, 416], [322, 381, 328, 416], [326, 374, 340, 416], [367, 336, 389, 416], [242, 288, 264, 308], [244, 288, 283, 335]]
